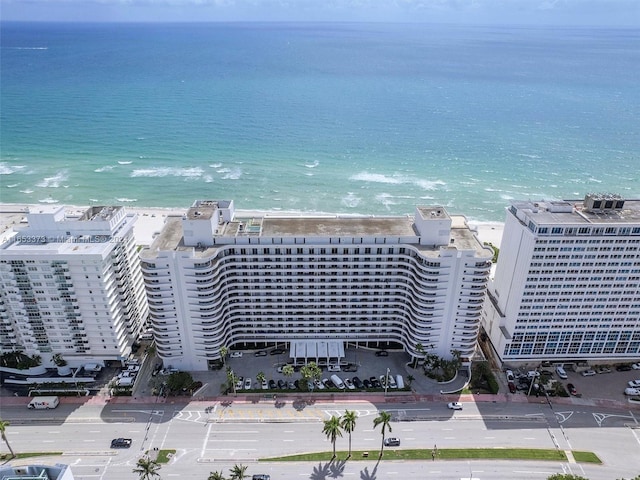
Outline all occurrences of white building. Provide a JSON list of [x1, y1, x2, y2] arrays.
[[482, 194, 640, 365], [140, 200, 492, 371], [0, 205, 148, 367]]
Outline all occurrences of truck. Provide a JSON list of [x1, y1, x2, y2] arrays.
[[27, 396, 60, 409]]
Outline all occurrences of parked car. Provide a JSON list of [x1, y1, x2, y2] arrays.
[[628, 379, 640, 388], [252, 475, 271, 480], [244, 378, 252, 390], [342, 364, 358, 372], [448, 402, 463, 410], [344, 378, 355, 390], [363, 379, 372, 389], [322, 378, 332, 389], [327, 365, 341, 372], [261, 379, 268, 390], [616, 364, 632, 371], [268, 379, 277, 389], [632, 363, 640, 370], [380, 374, 397, 389], [527, 371, 540, 378], [230, 351, 243, 358], [383, 437, 400, 446], [370, 377, 382, 389], [288, 381, 296, 390], [235, 377, 244, 390], [277, 379, 287, 389], [624, 387, 640, 396], [555, 366, 568, 379], [567, 383, 578, 396], [508, 381, 516, 394], [111, 438, 132, 449], [254, 350, 267, 357], [581, 369, 596, 377], [270, 348, 286, 355], [314, 379, 325, 390], [596, 366, 611, 374], [505, 369, 515, 382], [352, 377, 364, 389], [375, 350, 389, 357]]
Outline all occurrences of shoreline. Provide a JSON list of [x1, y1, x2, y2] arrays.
[[0, 202, 505, 249]]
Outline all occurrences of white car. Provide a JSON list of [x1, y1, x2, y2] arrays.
[[244, 378, 252, 390], [628, 379, 640, 388], [344, 379, 356, 390], [230, 351, 243, 358], [581, 369, 596, 377], [632, 363, 640, 370], [314, 379, 325, 390], [235, 377, 243, 390], [261, 379, 268, 390], [624, 387, 640, 396], [448, 402, 463, 410]]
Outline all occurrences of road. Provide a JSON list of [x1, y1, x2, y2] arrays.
[[1, 399, 639, 479]]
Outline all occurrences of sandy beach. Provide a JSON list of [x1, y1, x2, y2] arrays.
[[1, 203, 505, 249]]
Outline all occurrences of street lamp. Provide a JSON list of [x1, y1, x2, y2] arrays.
[[384, 368, 390, 396]]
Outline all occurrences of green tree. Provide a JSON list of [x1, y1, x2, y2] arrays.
[[228, 464, 248, 480], [413, 342, 424, 368], [165, 371, 194, 394], [132, 456, 162, 480], [208, 470, 226, 480], [256, 371, 266, 388], [406, 374, 415, 387], [340, 410, 357, 459], [226, 367, 239, 395], [547, 475, 589, 480], [282, 364, 295, 379], [300, 362, 322, 390], [373, 411, 392, 458], [219, 346, 228, 366], [322, 415, 343, 459], [0, 418, 16, 458]]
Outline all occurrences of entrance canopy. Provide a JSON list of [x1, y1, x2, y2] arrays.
[[290, 340, 344, 365]]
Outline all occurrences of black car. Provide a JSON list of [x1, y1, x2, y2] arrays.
[[268, 379, 277, 389], [111, 438, 132, 449], [369, 376, 382, 389], [277, 379, 286, 389], [616, 364, 633, 371], [352, 376, 364, 389], [362, 379, 372, 389], [383, 437, 400, 446], [375, 350, 389, 357], [270, 348, 286, 355], [342, 364, 358, 372], [252, 475, 271, 480]]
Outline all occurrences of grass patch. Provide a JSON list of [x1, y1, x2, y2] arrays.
[[263, 448, 572, 462], [0, 452, 62, 461], [571, 451, 602, 464], [156, 449, 176, 464]]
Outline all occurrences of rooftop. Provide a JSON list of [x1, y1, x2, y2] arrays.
[[511, 198, 640, 225]]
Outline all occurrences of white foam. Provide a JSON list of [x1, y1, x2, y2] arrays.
[[209, 163, 222, 168], [115, 197, 138, 203], [375, 193, 396, 210], [304, 160, 319, 168], [39, 197, 58, 204], [94, 165, 115, 173], [0, 163, 27, 175], [131, 167, 204, 178], [6, 184, 19, 188], [36, 170, 68, 188], [118, 161, 133, 165], [221, 167, 242, 180], [351, 172, 445, 190], [341, 192, 361, 208], [19, 189, 34, 194]]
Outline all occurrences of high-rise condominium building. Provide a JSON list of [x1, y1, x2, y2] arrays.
[[140, 200, 492, 371], [482, 194, 640, 365], [0, 205, 148, 367]]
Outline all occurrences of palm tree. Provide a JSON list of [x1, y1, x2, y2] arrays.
[[373, 411, 392, 458], [0, 418, 16, 458], [132, 456, 162, 480], [340, 410, 357, 459], [322, 415, 343, 459], [256, 371, 266, 388], [208, 470, 226, 480], [282, 364, 294, 379], [406, 374, 415, 388], [228, 464, 248, 480], [413, 342, 424, 368], [219, 346, 228, 366]]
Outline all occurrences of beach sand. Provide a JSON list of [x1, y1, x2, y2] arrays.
[[1, 203, 505, 249]]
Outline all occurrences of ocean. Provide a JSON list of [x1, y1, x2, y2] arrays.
[[1, 22, 639, 222]]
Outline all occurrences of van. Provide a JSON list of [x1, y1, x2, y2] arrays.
[[330, 374, 345, 389], [28, 396, 59, 409], [395, 375, 405, 389], [556, 366, 568, 379], [117, 377, 134, 387]]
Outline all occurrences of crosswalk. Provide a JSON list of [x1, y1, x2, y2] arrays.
[[170, 406, 379, 424]]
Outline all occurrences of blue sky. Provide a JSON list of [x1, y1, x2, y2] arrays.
[[1, 0, 638, 25]]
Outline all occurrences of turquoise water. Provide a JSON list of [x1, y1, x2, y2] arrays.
[[1, 22, 639, 221]]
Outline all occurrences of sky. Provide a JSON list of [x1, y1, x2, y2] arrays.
[[0, 0, 639, 25]]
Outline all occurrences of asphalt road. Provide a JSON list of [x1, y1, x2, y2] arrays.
[[2, 399, 639, 480]]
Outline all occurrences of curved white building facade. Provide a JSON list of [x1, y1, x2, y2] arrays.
[[141, 200, 492, 371]]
